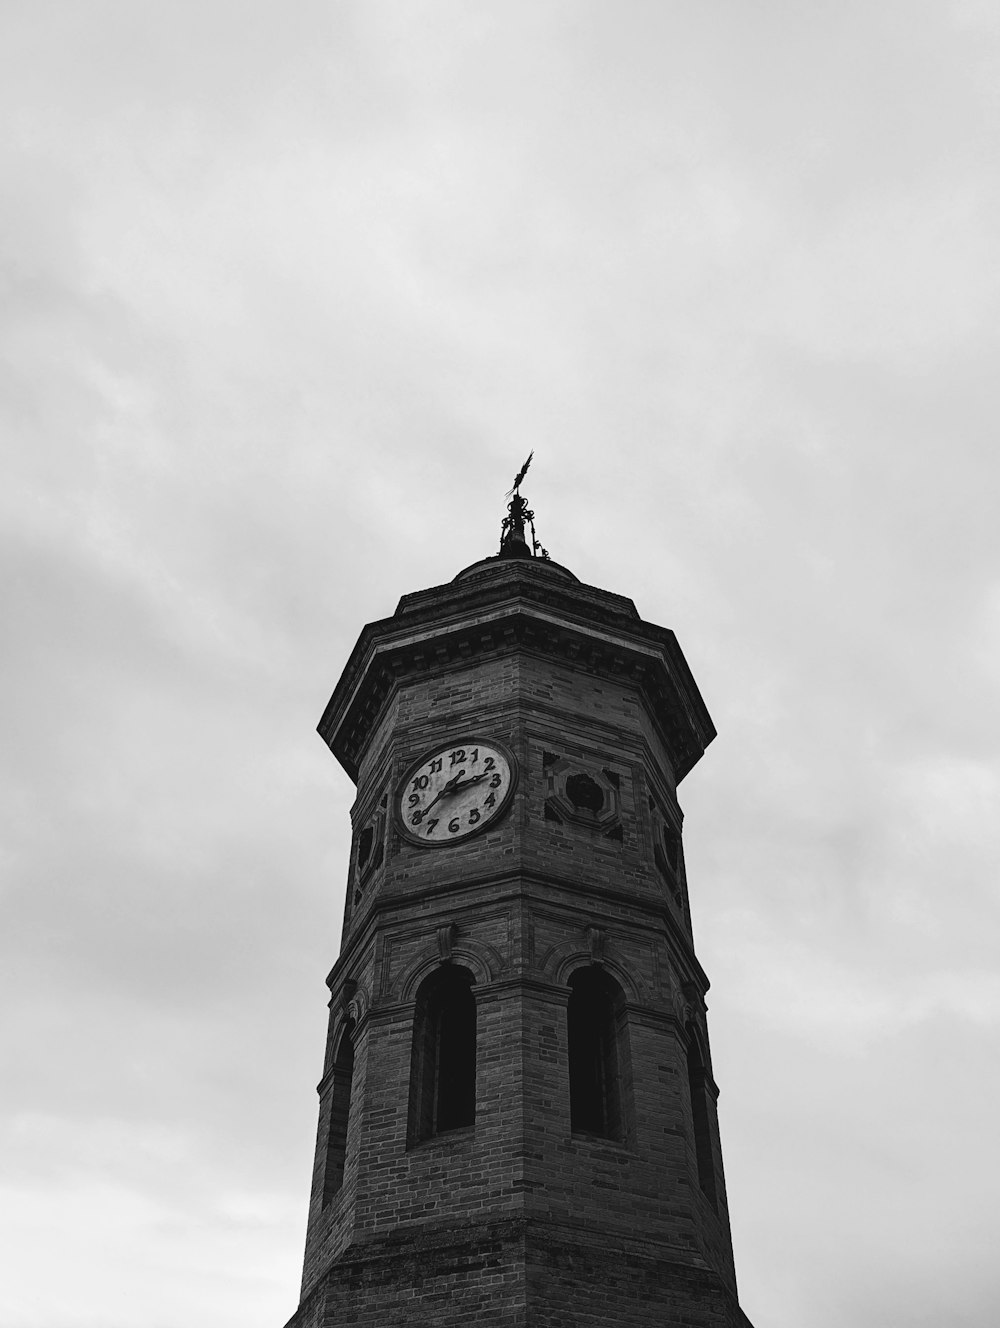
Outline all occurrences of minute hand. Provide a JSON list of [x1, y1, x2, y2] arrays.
[[448, 772, 488, 795], [418, 771, 466, 819]]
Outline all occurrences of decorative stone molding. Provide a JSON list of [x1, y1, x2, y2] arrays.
[[679, 981, 708, 1029], [647, 795, 686, 911], [436, 923, 457, 962], [321, 980, 369, 1080], [396, 935, 504, 1002], [318, 567, 716, 787], [352, 802, 386, 907], [544, 756, 623, 838], [338, 978, 358, 1013], [540, 934, 646, 1005], [586, 925, 606, 963], [345, 984, 370, 1028]]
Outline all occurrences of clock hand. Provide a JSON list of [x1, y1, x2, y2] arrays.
[[415, 771, 466, 820], [447, 772, 488, 794]]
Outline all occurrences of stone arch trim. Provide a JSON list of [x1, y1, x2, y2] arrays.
[[328, 1008, 356, 1068], [331, 1018, 353, 1062], [397, 937, 503, 1003], [683, 1016, 720, 1099], [541, 939, 646, 1005], [345, 984, 370, 1029], [327, 979, 369, 1063], [685, 1017, 708, 1059], [321, 1003, 359, 1086]]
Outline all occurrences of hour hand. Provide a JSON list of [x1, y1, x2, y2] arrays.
[[448, 772, 487, 794], [415, 771, 465, 820]]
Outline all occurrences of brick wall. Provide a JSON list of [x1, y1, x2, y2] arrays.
[[284, 560, 753, 1326]]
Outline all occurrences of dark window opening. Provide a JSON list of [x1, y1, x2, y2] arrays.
[[566, 773, 604, 813], [687, 1032, 718, 1210], [568, 966, 627, 1142], [663, 827, 681, 873], [409, 966, 476, 1144], [655, 826, 681, 878], [356, 826, 374, 871], [322, 1020, 355, 1204]]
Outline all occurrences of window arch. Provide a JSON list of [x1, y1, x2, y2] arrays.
[[686, 1026, 718, 1209], [408, 965, 477, 1145], [567, 966, 630, 1142], [322, 1019, 355, 1204]]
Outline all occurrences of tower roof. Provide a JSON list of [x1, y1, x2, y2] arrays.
[[318, 552, 715, 785]]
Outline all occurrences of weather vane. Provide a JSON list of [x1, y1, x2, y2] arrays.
[[499, 452, 550, 560]]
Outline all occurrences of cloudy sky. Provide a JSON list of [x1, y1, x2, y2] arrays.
[[3, 2, 1000, 1325]]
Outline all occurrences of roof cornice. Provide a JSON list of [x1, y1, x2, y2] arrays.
[[318, 562, 715, 784]]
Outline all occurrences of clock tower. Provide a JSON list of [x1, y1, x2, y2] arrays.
[[282, 467, 756, 1327]]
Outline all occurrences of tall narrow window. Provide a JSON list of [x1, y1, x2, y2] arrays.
[[686, 1029, 718, 1209], [567, 966, 628, 1142], [322, 1020, 355, 1204], [408, 966, 476, 1145]]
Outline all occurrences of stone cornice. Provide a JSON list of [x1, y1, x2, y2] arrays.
[[318, 562, 715, 785]]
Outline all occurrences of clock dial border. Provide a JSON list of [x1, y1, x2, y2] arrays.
[[395, 736, 519, 849]]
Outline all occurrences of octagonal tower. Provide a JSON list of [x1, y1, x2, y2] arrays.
[[282, 480, 755, 1328]]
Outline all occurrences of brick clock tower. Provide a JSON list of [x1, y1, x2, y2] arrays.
[[282, 467, 756, 1327]]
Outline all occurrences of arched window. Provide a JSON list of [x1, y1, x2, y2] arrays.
[[567, 966, 629, 1142], [322, 1019, 355, 1204], [408, 965, 476, 1145], [686, 1028, 718, 1209]]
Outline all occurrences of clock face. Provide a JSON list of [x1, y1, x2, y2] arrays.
[[398, 739, 517, 846]]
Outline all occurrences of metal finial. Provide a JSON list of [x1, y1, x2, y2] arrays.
[[505, 451, 533, 498], [499, 453, 550, 560]]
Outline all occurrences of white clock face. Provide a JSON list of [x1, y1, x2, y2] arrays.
[[398, 740, 516, 846]]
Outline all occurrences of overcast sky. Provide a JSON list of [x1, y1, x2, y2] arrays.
[[3, 3, 1000, 1326]]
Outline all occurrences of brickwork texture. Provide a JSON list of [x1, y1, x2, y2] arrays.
[[282, 556, 755, 1326]]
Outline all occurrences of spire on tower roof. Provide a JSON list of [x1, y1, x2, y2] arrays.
[[499, 453, 550, 561]]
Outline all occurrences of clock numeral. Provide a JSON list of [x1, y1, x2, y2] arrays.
[[403, 746, 511, 842]]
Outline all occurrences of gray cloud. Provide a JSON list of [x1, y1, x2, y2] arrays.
[[2, 3, 999, 1325]]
